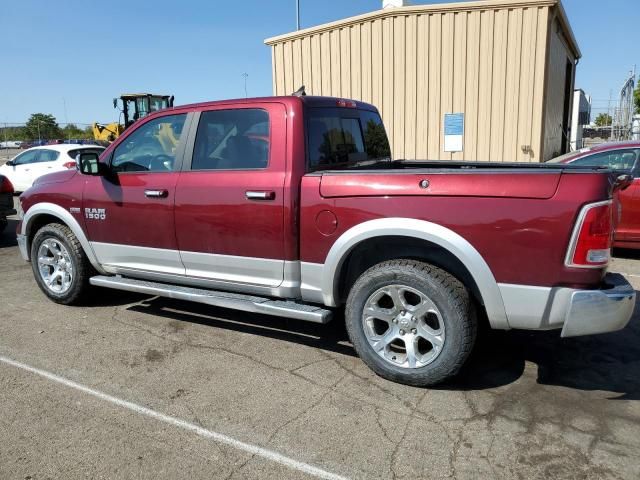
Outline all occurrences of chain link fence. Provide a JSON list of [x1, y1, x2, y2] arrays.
[[0, 122, 96, 148], [582, 69, 638, 148]]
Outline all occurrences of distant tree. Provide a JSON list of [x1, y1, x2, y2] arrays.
[[594, 113, 613, 127], [25, 113, 62, 140], [0, 125, 28, 141], [634, 79, 640, 115], [61, 123, 92, 139]]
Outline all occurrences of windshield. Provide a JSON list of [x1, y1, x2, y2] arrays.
[[546, 149, 591, 163], [149, 96, 170, 112]]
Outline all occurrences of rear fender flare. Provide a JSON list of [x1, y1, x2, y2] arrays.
[[323, 217, 509, 329]]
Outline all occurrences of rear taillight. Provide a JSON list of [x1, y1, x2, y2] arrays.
[[0, 176, 14, 193], [565, 200, 613, 268], [62, 161, 77, 169]]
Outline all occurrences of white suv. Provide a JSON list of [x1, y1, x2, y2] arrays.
[[0, 144, 105, 192]]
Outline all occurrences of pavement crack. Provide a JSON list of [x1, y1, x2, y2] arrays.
[[389, 416, 411, 480], [266, 372, 347, 445]]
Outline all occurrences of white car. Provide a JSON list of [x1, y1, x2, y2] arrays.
[[0, 144, 105, 192], [0, 140, 22, 149]]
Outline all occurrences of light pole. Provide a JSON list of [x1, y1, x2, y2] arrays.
[[296, 0, 300, 30], [242, 73, 249, 98], [37, 121, 41, 143]]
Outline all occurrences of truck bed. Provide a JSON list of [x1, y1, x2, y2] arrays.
[[314, 159, 620, 173]]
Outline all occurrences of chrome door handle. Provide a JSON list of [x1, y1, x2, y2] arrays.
[[144, 189, 168, 198], [245, 190, 275, 200]]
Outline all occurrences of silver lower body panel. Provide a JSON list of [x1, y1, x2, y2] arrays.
[[17, 234, 29, 261]]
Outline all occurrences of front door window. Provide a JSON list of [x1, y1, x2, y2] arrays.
[[111, 114, 186, 173]]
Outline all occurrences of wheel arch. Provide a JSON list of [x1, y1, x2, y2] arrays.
[[22, 202, 106, 274], [322, 218, 509, 329]]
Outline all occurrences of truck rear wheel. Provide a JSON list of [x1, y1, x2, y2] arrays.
[[345, 259, 477, 386], [30, 223, 93, 305]]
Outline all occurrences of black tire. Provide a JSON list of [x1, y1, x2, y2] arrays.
[[30, 223, 94, 305], [345, 259, 477, 387]]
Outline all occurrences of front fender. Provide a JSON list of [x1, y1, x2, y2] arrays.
[[22, 202, 106, 274]]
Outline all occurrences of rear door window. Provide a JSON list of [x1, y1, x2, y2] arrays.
[[191, 109, 270, 170], [307, 108, 391, 172]]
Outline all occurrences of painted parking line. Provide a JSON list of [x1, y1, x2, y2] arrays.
[[0, 354, 349, 480]]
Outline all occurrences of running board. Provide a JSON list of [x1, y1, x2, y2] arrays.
[[89, 275, 332, 324]]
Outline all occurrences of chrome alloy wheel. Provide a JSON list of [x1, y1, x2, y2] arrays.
[[362, 284, 446, 369], [37, 237, 74, 294]]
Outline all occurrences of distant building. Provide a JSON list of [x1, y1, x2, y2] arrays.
[[570, 89, 591, 150], [265, 0, 580, 162]]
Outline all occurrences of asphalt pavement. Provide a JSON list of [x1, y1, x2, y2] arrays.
[[1, 200, 639, 479]]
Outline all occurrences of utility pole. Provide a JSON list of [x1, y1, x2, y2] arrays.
[[296, 0, 300, 30], [242, 73, 249, 98], [63, 97, 70, 141], [37, 121, 41, 143]]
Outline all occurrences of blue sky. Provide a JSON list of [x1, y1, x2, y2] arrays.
[[0, 0, 637, 125]]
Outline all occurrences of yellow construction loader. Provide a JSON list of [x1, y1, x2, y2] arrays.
[[92, 93, 174, 143]]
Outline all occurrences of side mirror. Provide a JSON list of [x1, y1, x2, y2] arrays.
[[79, 152, 106, 176], [5, 160, 14, 166]]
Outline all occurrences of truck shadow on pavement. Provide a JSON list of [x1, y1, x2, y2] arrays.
[[127, 297, 358, 358], [452, 307, 640, 400], [125, 293, 640, 399]]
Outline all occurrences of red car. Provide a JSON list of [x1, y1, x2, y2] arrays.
[[15, 95, 636, 386], [548, 141, 640, 249], [0, 175, 16, 232]]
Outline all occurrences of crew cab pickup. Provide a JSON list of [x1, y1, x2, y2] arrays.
[[15, 95, 636, 386]]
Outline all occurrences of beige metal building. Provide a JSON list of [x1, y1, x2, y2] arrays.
[[265, 0, 580, 162]]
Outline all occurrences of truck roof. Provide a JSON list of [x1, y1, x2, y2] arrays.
[[163, 95, 379, 115]]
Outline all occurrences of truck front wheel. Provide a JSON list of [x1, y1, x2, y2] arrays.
[[345, 259, 477, 386], [30, 223, 93, 305]]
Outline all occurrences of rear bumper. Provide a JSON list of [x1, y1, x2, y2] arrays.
[[560, 274, 635, 337], [498, 273, 635, 337]]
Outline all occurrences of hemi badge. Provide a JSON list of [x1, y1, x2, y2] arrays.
[[70, 207, 81, 214]]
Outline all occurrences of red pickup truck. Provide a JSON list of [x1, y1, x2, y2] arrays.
[[15, 95, 636, 386]]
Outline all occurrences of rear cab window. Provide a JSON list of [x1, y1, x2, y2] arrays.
[[306, 107, 391, 172]]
